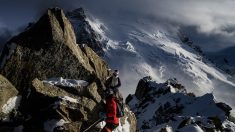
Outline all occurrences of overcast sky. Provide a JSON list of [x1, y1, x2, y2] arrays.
[[0, 0, 235, 52]]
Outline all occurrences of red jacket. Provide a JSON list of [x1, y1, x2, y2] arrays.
[[105, 96, 119, 125]]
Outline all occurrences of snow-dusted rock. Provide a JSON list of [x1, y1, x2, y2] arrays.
[[43, 77, 88, 87], [0, 8, 124, 132], [0, 8, 110, 94], [67, 8, 104, 56], [0, 74, 19, 115], [127, 77, 235, 132]]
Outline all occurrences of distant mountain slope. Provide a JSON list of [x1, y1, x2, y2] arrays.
[[67, 8, 104, 56], [207, 47, 235, 75], [68, 8, 235, 116]]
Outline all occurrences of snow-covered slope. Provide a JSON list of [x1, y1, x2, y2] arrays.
[[67, 9, 235, 116], [127, 77, 235, 131], [207, 47, 235, 76]]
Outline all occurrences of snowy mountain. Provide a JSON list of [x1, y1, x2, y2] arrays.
[[178, 31, 235, 76], [67, 8, 235, 117], [126, 76, 235, 131], [66, 8, 104, 56]]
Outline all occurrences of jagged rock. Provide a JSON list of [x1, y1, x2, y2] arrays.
[[0, 8, 136, 131], [125, 94, 134, 104], [135, 76, 152, 100], [67, 8, 104, 56], [0, 75, 18, 114], [19, 78, 102, 131], [0, 75, 22, 131], [122, 106, 137, 132], [216, 102, 232, 116], [128, 77, 235, 131], [0, 8, 109, 94], [86, 82, 102, 103]]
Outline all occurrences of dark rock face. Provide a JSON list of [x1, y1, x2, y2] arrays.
[[67, 8, 104, 56], [0, 8, 109, 93], [216, 102, 232, 116], [134, 76, 152, 100], [0, 8, 136, 132]]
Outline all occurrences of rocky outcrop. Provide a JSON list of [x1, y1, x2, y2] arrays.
[[0, 8, 136, 131], [0, 8, 109, 93], [21, 78, 101, 131], [127, 77, 235, 132], [67, 8, 104, 56], [134, 76, 152, 100], [122, 106, 137, 132], [0, 75, 19, 116]]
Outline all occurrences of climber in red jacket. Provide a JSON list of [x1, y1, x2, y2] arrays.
[[101, 94, 119, 132]]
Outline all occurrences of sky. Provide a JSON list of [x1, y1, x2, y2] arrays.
[[0, 0, 235, 53]]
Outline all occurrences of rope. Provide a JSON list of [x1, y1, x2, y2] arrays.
[[83, 118, 104, 132]]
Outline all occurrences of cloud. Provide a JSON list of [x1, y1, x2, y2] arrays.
[[75, 0, 235, 37], [72, 0, 235, 51], [0, 0, 235, 52], [1, 0, 235, 37]]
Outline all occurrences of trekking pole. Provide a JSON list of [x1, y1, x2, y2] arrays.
[[83, 118, 104, 132]]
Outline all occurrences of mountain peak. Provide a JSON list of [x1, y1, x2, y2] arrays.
[[0, 7, 136, 131], [7, 7, 76, 51], [67, 8, 104, 56], [66, 8, 86, 20], [0, 7, 106, 91]]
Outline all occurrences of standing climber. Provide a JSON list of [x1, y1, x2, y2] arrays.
[[101, 92, 119, 132], [105, 70, 123, 100]]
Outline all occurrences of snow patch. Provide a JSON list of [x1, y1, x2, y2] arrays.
[[97, 118, 130, 132], [43, 119, 69, 132], [222, 120, 235, 131], [120, 117, 131, 132], [86, 18, 107, 39], [43, 77, 88, 87], [59, 96, 78, 103], [2, 95, 22, 114], [97, 121, 106, 129]]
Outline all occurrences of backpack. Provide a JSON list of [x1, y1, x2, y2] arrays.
[[116, 101, 125, 118]]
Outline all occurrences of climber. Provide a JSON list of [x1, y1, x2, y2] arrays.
[[101, 91, 119, 132], [105, 70, 123, 100]]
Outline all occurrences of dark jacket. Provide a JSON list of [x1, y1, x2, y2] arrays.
[[105, 76, 121, 89]]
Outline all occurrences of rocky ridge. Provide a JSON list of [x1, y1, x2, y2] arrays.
[[126, 76, 235, 132], [0, 8, 136, 132]]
